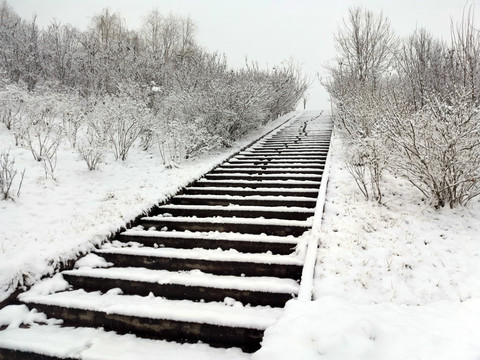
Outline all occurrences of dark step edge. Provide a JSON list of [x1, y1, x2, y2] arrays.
[[0, 348, 73, 360]]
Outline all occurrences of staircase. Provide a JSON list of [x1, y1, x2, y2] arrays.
[[0, 112, 332, 359]]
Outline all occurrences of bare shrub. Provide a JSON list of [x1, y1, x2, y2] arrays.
[[92, 90, 153, 161], [0, 148, 25, 200], [383, 90, 480, 208], [18, 95, 62, 180], [60, 94, 86, 149], [77, 121, 107, 171], [0, 83, 27, 132]]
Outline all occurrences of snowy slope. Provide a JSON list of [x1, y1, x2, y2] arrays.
[[0, 112, 297, 303], [254, 136, 480, 359]]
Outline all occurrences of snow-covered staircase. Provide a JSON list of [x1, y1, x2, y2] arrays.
[[0, 112, 332, 358]]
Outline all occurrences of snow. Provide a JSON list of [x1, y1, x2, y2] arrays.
[[19, 289, 283, 329], [214, 167, 323, 172], [122, 229, 299, 244], [254, 297, 480, 360], [19, 273, 70, 297], [0, 111, 298, 302], [96, 245, 304, 265], [183, 186, 320, 195], [206, 173, 323, 179], [157, 204, 315, 214], [254, 135, 480, 359], [297, 135, 332, 301], [141, 215, 313, 228], [74, 253, 113, 269], [62, 267, 300, 294], [0, 325, 250, 360], [172, 194, 317, 202], [195, 179, 321, 186], [0, 304, 56, 328]]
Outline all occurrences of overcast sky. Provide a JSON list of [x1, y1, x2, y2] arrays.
[[8, 0, 478, 110]]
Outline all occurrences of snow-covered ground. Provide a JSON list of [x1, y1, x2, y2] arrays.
[[0, 112, 295, 303], [255, 136, 480, 359]]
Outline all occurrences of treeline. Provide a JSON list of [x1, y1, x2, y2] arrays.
[[0, 1, 307, 197], [325, 6, 480, 208]]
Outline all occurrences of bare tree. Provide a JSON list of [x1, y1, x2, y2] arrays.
[[325, 6, 397, 202], [333, 6, 396, 88], [450, 5, 480, 102]]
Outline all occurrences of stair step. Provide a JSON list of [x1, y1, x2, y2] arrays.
[[234, 155, 327, 160], [192, 179, 321, 189], [259, 142, 328, 146], [170, 194, 317, 208], [241, 151, 325, 156], [228, 158, 325, 164], [204, 173, 322, 181], [62, 267, 299, 307], [0, 325, 251, 359], [154, 204, 314, 220], [183, 186, 319, 198], [117, 230, 298, 254], [221, 162, 325, 168], [94, 246, 303, 279], [140, 215, 311, 236], [250, 147, 329, 152], [19, 290, 282, 352], [211, 167, 323, 174]]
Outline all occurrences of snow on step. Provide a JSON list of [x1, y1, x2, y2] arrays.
[[156, 204, 315, 214], [234, 155, 326, 160], [158, 204, 314, 212], [0, 325, 250, 360], [172, 194, 316, 202], [195, 179, 321, 186], [222, 163, 325, 167], [96, 245, 304, 265], [63, 267, 299, 294], [205, 173, 322, 179], [19, 290, 282, 330], [143, 215, 312, 227], [213, 167, 323, 172], [122, 229, 299, 245], [185, 186, 319, 195]]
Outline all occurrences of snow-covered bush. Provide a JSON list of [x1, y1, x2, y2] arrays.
[[0, 82, 27, 132], [91, 90, 153, 161], [77, 116, 107, 171], [0, 148, 25, 200], [326, 6, 480, 208], [328, 85, 388, 203], [383, 90, 480, 208], [16, 92, 63, 180], [59, 94, 86, 149]]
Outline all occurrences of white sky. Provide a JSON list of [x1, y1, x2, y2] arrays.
[[8, 0, 478, 111]]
